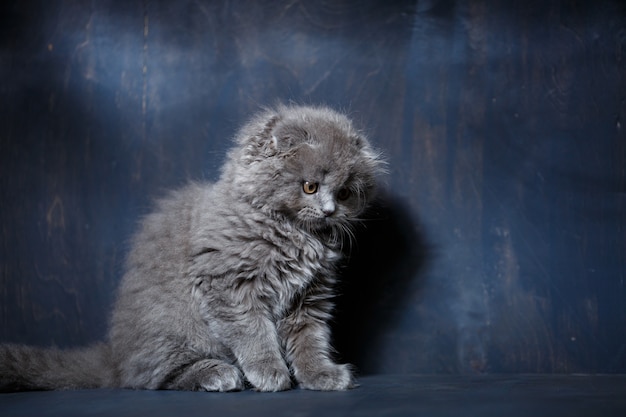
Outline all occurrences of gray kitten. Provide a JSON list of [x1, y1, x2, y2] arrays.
[[0, 104, 384, 392]]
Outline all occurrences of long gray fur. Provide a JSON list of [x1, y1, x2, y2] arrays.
[[0, 104, 385, 392]]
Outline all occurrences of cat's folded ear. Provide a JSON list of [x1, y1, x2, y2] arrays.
[[252, 114, 307, 156], [240, 113, 283, 158], [270, 126, 309, 154]]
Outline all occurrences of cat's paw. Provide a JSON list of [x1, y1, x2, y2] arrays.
[[165, 359, 243, 392], [296, 363, 355, 391], [243, 360, 292, 392], [197, 362, 244, 392]]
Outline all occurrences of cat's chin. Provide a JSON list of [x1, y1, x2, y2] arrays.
[[296, 220, 324, 234], [292, 217, 329, 235], [306, 219, 350, 240]]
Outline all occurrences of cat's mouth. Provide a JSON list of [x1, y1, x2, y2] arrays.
[[295, 209, 351, 237]]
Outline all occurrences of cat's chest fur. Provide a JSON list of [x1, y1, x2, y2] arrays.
[[188, 186, 341, 319]]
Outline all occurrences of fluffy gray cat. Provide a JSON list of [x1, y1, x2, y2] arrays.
[[0, 104, 384, 392]]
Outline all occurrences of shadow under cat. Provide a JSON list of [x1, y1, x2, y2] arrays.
[[332, 190, 430, 374]]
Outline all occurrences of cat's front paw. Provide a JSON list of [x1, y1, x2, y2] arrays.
[[197, 362, 244, 392], [296, 363, 354, 391], [243, 360, 292, 392], [163, 359, 244, 392]]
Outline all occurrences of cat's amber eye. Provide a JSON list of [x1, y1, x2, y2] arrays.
[[337, 188, 351, 201], [302, 181, 318, 194]]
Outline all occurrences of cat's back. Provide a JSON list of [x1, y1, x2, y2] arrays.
[[122, 180, 274, 284], [126, 182, 213, 273]]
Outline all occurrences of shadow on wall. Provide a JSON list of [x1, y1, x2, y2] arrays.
[[333, 190, 430, 374]]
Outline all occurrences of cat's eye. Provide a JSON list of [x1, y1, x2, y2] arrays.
[[302, 181, 318, 194], [337, 188, 351, 201]]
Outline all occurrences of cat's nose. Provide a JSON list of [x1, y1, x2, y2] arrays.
[[322, 202, 336, 217]]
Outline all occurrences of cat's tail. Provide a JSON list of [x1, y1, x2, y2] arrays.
[[0, 343, 116, 392]]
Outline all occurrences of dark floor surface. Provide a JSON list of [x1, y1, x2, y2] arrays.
[[1, 374, 625, 417]]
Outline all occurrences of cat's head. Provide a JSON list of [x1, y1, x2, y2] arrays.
[[223, 104, 385, 239]]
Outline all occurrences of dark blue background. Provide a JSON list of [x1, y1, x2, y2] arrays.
[[1, 0, 624, 374]]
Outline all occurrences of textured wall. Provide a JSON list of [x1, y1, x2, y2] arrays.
[[1, 0, 625, 374]]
